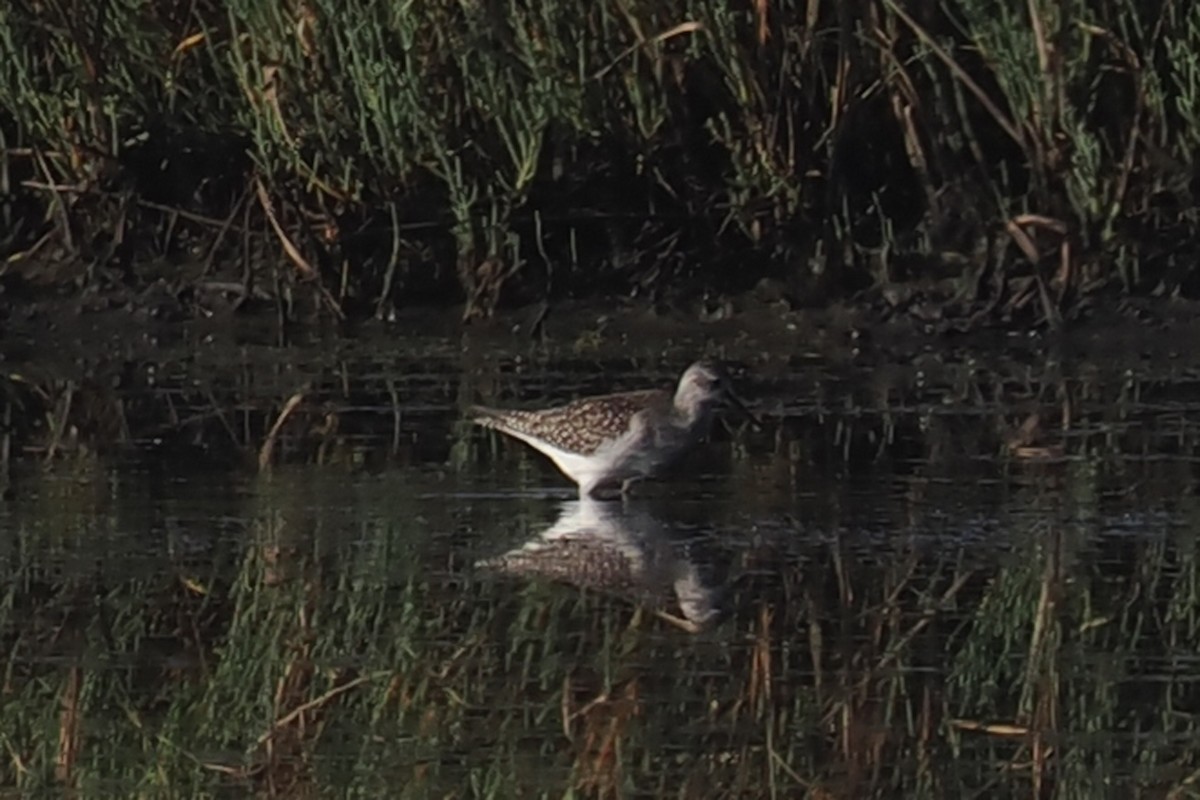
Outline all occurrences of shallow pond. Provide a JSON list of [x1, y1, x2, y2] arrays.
[[1, 312, 1199, 798]]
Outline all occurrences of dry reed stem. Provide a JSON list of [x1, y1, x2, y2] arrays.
[[1011, 214, 1068, 234], [1005, 221, 1041, 265], [1005, 215, 1069, 328], [882, 0, 1024, 148], [592, 21, 704, 80], [832, 545, 851, 605], [33, 150, 75, 252], [561, 675, 575, 741], [256, 673, 375, 748], [55, 666, 82, 786], [44, 382, 74, 462], [568, 691, 612, 724], [768, 741, 811, 790], [806, 591, 825, 703], [1054, 239, 1072, 302], [949, 719, 1030, 736], [753, 0, 769, 45], [255, 178, 315, 280], [1024, 530, 1063, 796], [1035, 270, 1063, 330], [258, 389, 307, 471], [748, 604, 774, 715], [172, 31, 206, 57], [200, 760, 259, 776], [576, 680, 639, 797], [1025, 0, 1054, 167], [254, 178, 346, 319], [917, 685, 934, 789]]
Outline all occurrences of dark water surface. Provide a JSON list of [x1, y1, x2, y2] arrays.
[[2, 315, 1200, 798]]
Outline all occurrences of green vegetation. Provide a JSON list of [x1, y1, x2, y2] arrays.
[[3, 1, 1200, 321]]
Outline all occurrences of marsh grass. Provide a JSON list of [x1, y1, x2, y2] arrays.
[[4, 1, 1200, 319]]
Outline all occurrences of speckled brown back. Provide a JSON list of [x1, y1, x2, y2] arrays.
[[472, 389, 670, 455], [476, 537, 639, 593]]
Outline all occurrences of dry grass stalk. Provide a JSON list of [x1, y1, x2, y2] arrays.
[[55, 666, 82, 786]]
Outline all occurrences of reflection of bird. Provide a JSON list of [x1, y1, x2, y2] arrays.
[[475, 498, 725, 633], [471, 361, 755, 496]]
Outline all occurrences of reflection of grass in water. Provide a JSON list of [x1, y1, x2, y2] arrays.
[[947, 511, 1200, 797], [13, 351, 1200, 794], [3, 482, 1200, 795]]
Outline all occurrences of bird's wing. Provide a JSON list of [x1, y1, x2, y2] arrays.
[[472, 389, 666, 455]]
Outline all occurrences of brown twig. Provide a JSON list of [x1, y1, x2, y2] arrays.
[[592, 21, 704, 80], [255, 673, 375, 748], [255, 178, 316, 280], [258, 389, 308, 471], [254, 178, 346, 320]]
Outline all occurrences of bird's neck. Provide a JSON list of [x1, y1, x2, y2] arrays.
[[673, 396, 713, 429]]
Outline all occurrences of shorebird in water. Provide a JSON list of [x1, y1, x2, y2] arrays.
[[471, 360, 755, 496]]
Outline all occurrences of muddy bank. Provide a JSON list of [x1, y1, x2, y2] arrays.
[[5, 278, 1200, 369]]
